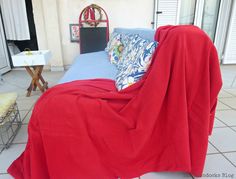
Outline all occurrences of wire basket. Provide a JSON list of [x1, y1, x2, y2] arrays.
[[0, 102, 22, 153]]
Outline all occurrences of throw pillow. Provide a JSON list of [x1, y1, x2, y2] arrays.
[[105, 32, 121, 52], [117, 34, 149, 70], [108, 41, 124, 65], [105, 32, 124, 65], [115, 40, 158, 90]]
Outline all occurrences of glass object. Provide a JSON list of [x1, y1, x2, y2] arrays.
[[202, 0, 221, 41], [179, 0, 197, 24]]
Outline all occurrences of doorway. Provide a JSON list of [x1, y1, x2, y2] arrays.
[[178, 0, 232, 61], [178, 0, 221, 41], [0, 0, 38, 73], [0, 9, 10, 74], [13, 0, 38, 52]]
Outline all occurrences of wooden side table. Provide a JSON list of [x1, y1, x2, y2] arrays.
[[25, 66, 49, 97], [12, 50, 52, 97]]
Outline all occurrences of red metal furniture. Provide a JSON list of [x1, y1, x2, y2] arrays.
[[78, 4, 109, 54]]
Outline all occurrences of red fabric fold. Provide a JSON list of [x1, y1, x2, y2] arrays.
[[8, 25, 222, 179]]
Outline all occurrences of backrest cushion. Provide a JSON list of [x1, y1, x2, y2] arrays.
[[105, 32, 124, 64], [115, 39, 158, 90], [105, 32, 121, 52], [113, 28, 155, 42], [117, 34, 150, 69]]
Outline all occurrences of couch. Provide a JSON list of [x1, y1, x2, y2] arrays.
[[8, 26, 222, 179], [59, 28, 156, 84]]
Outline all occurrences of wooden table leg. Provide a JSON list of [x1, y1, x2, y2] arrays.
[[25, 67, 35, 97], [25, 66, 48, 97], [32, 67, 37, 91], [37, 67, 48, 89], [34, 66, 44, 92]]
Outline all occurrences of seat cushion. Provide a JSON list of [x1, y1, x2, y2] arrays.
[[0, 93, 17, 118], [59, 51, 117, 84]]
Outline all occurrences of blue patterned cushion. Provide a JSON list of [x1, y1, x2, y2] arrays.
[[117, 35, 149, 69], [115, 40, 158, 90], [108, 40, 124, 65], [121, 33, 138, 48], [105, 32, 121, 52], [114, 34, 134, 68], [105, 32, 124, 65]]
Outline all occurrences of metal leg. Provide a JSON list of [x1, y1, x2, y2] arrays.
[[0, 126, 6, 153], [0, 103, 22, 153]]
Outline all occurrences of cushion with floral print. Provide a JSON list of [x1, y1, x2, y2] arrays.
[[116, 34, 140, 69], [115, 40, 158, 90], [105, 32, 124, 65], [108, 40, 124, 65], [105, 32, 121, 52]]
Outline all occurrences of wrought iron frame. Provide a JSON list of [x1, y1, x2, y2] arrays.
[[0, 102, 22, 153]]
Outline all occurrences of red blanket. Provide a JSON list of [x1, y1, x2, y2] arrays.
[[8, 25, 222, 179]]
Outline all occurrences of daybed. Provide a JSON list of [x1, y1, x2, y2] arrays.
[[8, 25, 222, 179], [59, 28, 155, 84]]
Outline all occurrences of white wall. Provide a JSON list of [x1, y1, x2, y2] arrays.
[[33, 0, 154, 69], [32, 0, 64, 71]]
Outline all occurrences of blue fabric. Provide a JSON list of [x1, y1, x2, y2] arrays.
[[114, 28, 155, 42], [59, 28, 156, 84], [117, 34, 150, 69], [115, 40, 158, 90], [105, 32, 120, 53], [105, 33, 123, 65], [59, 51, 117, 84]]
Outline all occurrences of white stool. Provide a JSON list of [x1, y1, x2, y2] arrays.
[[0, 93, 22, 152]]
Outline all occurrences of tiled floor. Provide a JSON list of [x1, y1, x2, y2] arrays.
[[0, 70, 65, 179], [0, 65, 236, 179]]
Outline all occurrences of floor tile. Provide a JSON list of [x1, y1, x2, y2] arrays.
[[213, 118, 226, 128], [0, 83, 22, 93], [224, 152, 236, 166], [17, 96, 38, 103], [209, 128, 236, 152], [17, 99, 35, 111], [224, 89, 236, 97], [19, 110, 29, 120], [13, 125, 28, 144], [222, 79, 235, 88], [17, 93, 40, 101], [232, 127, 236, 132], [219, 98, 236, 109], [0, 144, 26, 173], [232, 80, 236, 88], [0, 174, 14, 179], [218, 90, 234, 98], [207, 143, 219, 154], [22, 110, 32, 124], [3, 70, 31, 89], [7, 79, 31, 90], [141, 172, 192, 179], [216, 110, 236, 126], [216, 101, 231, 110], [221, 65, 236, 88], [194, 154, 236, 179]]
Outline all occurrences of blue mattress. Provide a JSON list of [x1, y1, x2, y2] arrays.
[[59, 51, 117, 84], [59, 28, 156, 84]]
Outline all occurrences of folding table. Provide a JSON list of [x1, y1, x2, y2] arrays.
[[11, 50, 52, 97]]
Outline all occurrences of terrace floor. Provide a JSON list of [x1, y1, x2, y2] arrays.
[[0, 65, 236, 179]]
